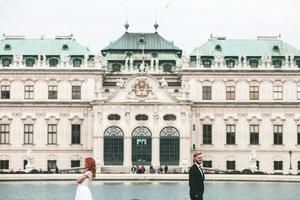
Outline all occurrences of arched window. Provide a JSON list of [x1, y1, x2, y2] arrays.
[[4, 44, 11, 51], [25, 58, 35, 67], [202, 59, 212, 68], [151, 52, 158, 58], [135, 114, 148, 121], [249, 59, 259, 68], [49, 58, 59, 67], [104, 126, 124, 165], [163, 63, 172, 72], [163, 114, 176, 121], [73, 58, 82, 67], [226, 59, 235, 68], [273, 59, 282, 68], [62, 44, 69, 51], [215, 45, 222, 52], [160, 126, 180, 165], [104, 89, 110, 93], [272, 45, 280, 53], [107, 114, 121, 121], [2, 57, 12, 67], [132, 126, 152, 165], [112, 63, 121, 72]]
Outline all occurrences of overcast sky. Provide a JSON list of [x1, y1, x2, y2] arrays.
[[1, 0, 299, 54]]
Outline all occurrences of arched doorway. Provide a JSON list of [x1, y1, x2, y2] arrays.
[[160, 126, 180, 165], [104, 126, 124, 165], [132, 126, 152, 165]]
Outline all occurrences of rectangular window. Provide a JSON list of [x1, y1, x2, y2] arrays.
[[226, 160, 236, 170], [2, 58, 11, 67], [203, 124, 212, 144], [297, 86, 300, 100], [0, 124, 10, 144], [71, 160, 81, 168], [202, 86, 212, 100], [226, 124, 235, 144], [47, 160, 57, 171], [274, 125, 283, 145], [274, 161, 283, 170], [24, 124, 33, 144], [48, 124, 57, 144], [203, 160, 212, 168], [250, 125, 259, 145], [202, 59, 212, 68], [24, 85, 34, 99], [298, 125, 300, 145], [71, 124, 81, 144], [0, 160, 9, 170], [273, 86, 283, 100], [73, 59, 82, 67], [48, 85, 57, 99], [1, 85, 10, 99], [298, 161, 300, 170], [72, 86, 81, 99], [249, 86, 259, 100], [226, 86, 235, 100]]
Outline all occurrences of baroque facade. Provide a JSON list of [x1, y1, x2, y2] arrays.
[[1, 26, 300, 174]]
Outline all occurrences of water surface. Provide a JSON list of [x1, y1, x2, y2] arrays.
[[0, 181, 299, 200]]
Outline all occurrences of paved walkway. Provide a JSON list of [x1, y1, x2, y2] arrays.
[[1, 174, 300, 182]]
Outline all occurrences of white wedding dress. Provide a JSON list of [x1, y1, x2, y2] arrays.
[[75, 171, 93, 200]]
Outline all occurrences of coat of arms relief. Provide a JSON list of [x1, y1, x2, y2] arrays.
[[127, 78, 157, 101]]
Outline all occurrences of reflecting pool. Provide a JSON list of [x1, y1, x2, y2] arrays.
[[0, 181, 300, 200]]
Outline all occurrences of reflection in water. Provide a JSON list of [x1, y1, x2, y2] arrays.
[[0, 181, 300, 200]]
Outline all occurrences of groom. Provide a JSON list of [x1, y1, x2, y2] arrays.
[[189, 151, 205, 200]]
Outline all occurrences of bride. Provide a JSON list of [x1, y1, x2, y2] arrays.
[[75, 157, 96, 200]]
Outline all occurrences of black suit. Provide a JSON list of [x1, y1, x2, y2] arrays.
[[189, 163, 205, 200]]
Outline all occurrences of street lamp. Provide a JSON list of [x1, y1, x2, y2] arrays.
[[289, 150, 292, 170]]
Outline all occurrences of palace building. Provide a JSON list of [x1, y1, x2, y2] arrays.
[[1, 24, 300, 174]]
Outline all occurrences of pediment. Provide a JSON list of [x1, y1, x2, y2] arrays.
[[104, 74, 180, 103]]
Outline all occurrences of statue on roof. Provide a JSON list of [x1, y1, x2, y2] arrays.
[[84, 54, 89, 67], [13, 54, 23, 66], [116, 77, 125, 88], [215, 53, 224, 67], [60, 53, 70, 66], [160, 77, 168, 88]]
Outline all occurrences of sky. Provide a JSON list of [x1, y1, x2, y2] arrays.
[[1, 0, 300, 54]]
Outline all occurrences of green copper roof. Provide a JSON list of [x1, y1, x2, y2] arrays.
[[0, 38, 93, 56], [191, 37, 300, 57], [102, 32, 181, 51]]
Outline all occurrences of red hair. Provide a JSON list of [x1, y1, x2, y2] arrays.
[[85, 157, 96, 178]]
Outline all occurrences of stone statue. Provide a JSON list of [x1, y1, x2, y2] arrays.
[[116, 77, 125, 88], [13, 54, 23, 65], [266, 55, 272, 67], [139, 62, 145, 72], [214, 53, 224, 67], [60, 53, 70, 66], [243, 54, 247, 66], [25, 149, 34, 172], [160, 77, 168, 88], [94, 55, 103, 68], [84, 54, 89, 66], [125, 57, 129, 70], [130, 57, 134, 68], [249, 149, 257, 172]]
